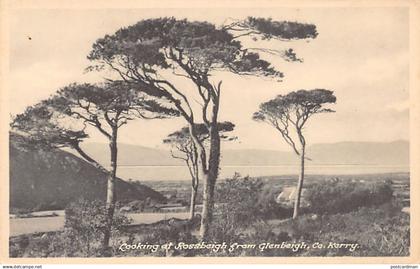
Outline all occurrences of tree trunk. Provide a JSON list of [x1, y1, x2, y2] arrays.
[[189, 185, 198, 220], [102, 128, 118, 254], [186, 121, 210, 237], [200, 176, 215, 238], [199, 123, 220, 238], [293, 146, 305, 219]]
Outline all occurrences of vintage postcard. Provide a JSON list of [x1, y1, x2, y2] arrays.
[[0, 0, 419, 265]]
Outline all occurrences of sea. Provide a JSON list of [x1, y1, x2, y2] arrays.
[[115, 164, 409, 181]]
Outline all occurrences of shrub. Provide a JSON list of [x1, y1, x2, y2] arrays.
[[216, 174, 264, 223], [257, 184, 293, 219], [207, 173, 263, 243], [306, 180, 394, 214], [273, 205, 409, 256], [63, 199, 131, 256], [209, 173, 293, 243], [115, 220, 199, 257], [241, 222, 295, 256]]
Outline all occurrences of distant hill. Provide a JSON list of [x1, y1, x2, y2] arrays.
[[9, 134, 166, 213], [79, 143, 182, 167], [307, 140, 409, 165], [81, 140, 409, 166]]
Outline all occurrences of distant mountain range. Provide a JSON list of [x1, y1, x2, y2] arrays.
[[9, 134, 408, 213], [80, 140, 409, 167], [9, 134, 166, 213]]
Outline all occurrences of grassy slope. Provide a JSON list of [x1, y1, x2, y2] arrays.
[[9, 133, 166, 213]]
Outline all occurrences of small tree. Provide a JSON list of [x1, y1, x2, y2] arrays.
[[11, 81, 178, 252], [163, 122, 235, 220], [253, 89, 336, 218]]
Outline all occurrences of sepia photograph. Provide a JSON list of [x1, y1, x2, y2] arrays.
[[0, 0, 419, 264]]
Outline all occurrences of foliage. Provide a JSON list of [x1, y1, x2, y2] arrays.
[[10, 81, 179, 182], [163, 121, 236, 145], [277, 205, 409, 256], [306, 180, 394, 214], [240, 17, 318, 40], [163, 121, 236, 183], [87, 18, 286, 80], [216, 174, 264, 221], [253, 89, 336, 155], [9, 199, 132, 257], [208, 173, 289, 242], [10, 196, 409, 257], [114, 217, 200, 257], [257, 183, 294, 219], [60, 199, 131, 256], [11, 81, 178, 151], [11, 104, 88, 150], [49, 81, 179, 122]]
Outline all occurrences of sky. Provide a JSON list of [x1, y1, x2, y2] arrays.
[[8, 7, 409, 151]]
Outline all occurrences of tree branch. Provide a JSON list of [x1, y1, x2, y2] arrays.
[[269, 117, 300, 156], [72, 142, 109, 173]]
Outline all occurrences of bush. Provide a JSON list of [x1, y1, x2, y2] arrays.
[[115, 219, 200, 257], [306, 180, 394, 214], [241, 222, 295, 257], [63, 199, 131, 257], [257, 184, 293, 219], [208, 173, 293, 243], [207, 173, 263, 243], [216, 174, 264, 222], [273, 205, 409, 256]]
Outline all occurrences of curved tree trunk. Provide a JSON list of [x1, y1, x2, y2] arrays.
[[293, 146, 305, 219], [102, 127, 118, 254]]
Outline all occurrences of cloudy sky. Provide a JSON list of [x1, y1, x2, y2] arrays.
[[9, 7, 409, 151]]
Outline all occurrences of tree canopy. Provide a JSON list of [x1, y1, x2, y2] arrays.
[[87, 17, 285, 79], [253, 89, 336, 155], [11, 81, 179, 150], [86, 17, 317, 124], [163, 121, 236, 145], [224, 17, 318, 41], [11, 103, 88, 150]]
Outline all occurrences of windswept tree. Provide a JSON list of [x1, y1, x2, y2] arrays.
[[87, 17, 318, 237], [253, 89, 336, 218], [163, 121, 236, 220], [11, 104, 99, 168], [11, 81, 178, 252]]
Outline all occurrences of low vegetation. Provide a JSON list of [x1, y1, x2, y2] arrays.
[[306, 179, 394, 214], [9, 174, 409, 257]]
